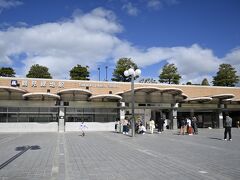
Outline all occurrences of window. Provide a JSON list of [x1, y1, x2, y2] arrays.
[[64, 102, 69, 106]]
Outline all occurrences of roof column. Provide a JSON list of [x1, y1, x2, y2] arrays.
[[119, 102, 125, 120], [59, 102, 65, 132], [118, 102, 125, 133], [8, 91, 11, 100], [171, 103, 178, 130], [190, 109, 195, 118], [218, 104, 224, 128]]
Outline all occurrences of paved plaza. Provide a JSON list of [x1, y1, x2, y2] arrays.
[[0, 129, 240, 180]]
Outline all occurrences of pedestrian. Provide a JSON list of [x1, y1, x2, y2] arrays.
[[237, 120, 239, 128], [223, 114, 232, 141], [80, 122, 88, 136], [135, 118, 141, 133], [149, 118, 155, 134], [179, 118, 186, 135], [114, 118, 119, 132], [122, 118, 129, 135], [157, 117, 164, 133], [186, 117, 192, 135], [138, 123, 146, 134], [192, 116, 198, 134]]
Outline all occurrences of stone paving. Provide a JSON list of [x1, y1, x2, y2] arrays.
[[0, 129, 240, 180]]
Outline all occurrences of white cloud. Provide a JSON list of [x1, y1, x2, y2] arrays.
[[223, 48, 240, 65], [122, 2, 139, 16], [222, 47, 240, 76], [0, 0, 22, 9], [0, 7, 238, 84], [147, 0, 178, 10], [0, 8, 122, 79], [164, 0, 179, 5], [113, 43, 220, 83], [0, 41, 12, 64], [147, 0, 162, 10]]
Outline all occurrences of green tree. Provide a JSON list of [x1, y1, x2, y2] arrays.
[[159, 63, 181, 84], [186, 81, 192, 85], [70, 65, 90, 80], [26, 64, 52, 79], [0, 67, 16, 77], [201, 78, 210, 86], [112, 58, 139, 82], [212, 64, 239, 87]]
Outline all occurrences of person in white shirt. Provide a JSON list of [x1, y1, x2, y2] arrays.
[[186, 118, 193, 135], [80, 122, 88, 136], [149, 119, 155, 134], [138, 123, 146, 134]]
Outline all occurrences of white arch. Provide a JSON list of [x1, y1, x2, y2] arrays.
[[23, 92, 60, 100], [89, 94, 122, 101]]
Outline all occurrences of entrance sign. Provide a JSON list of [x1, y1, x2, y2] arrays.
[[11, 80, 18, 87], [21, 80, 65, 88], [79, 83, 119, 88]]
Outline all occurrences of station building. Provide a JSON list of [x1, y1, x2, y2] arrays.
[[0, 77, 240, 132]]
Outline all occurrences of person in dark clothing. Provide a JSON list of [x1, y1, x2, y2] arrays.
[[115, 118, 119, 132], [179, 118, 186, 135], [157, 117, 164, 133], [224, 114, 232, 141], [192, 116, 198, 134]]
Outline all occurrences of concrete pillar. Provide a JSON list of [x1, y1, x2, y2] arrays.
[[190, 109, 194, 118], [118, 102, 125, 133], [219, 111, 223, 128], [58, 106, 65, 132], [58, 116, 65, 133], [120, 102, 125, 120], [172, 103, 178, 130], [144, 109, 151, 126], [218, 104, 224, 128]]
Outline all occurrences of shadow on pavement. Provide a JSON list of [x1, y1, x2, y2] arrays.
[[208, 137, 223, 141], [0, 145, 41, 170]]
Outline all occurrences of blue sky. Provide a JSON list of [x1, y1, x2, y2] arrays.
[[0, 0, 239, 84]]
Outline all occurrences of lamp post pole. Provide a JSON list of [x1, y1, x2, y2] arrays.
[[131, 73, 135, 137], [98, 67, 100, 81], [105, 66, 108, 81], [124, 67, 141, 137]]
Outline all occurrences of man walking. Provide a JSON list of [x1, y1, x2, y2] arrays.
[[80, 122, 88, 137], [157, 117, 164, 133], [223, 114, 232, 141], [192, 116, 198, 134]]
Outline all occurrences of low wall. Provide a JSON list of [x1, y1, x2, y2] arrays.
[[0, 122, 115, 132], [65, 122, 115, 132], [0, 122, 58, 132]]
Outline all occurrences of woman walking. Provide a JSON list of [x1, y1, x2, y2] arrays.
[[149, 118, 155, 134]]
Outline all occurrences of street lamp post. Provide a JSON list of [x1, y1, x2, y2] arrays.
[[98, 67, 100, 81], [105, 66, 108, 81], [124, 68, 141, 137]]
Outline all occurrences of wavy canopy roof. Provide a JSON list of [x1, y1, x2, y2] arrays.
[[223, 98, 240, 103], [57, 88, 92, 101], [0, 86, 27, 100], [120, 87, 183, 95], [184, 97, 213, 103], [211, 94, 235, 100], [23, 92, 60, 101], [0, 86, 27, 94], [58, 88, 92, 95], [89, 94, 122, 102], [118, 86, 187, 103]]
